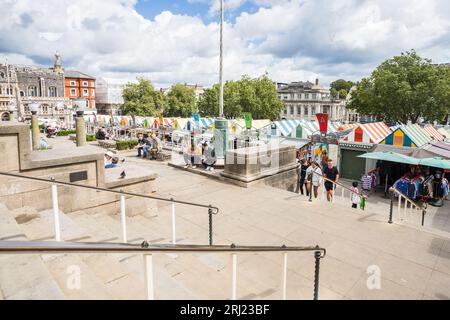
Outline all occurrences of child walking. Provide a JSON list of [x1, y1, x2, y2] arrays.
[[350, 181, 360, 209]]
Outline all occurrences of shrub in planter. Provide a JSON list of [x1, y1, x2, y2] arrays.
[[116, 140, 138, 150], [57, 129, 77, 136], [86, 134, 96, 142]]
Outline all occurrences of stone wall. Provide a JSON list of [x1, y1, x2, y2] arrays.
[[221, 144, 298, 183]]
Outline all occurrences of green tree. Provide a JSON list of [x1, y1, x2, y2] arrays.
[[338, 89, 348, 99], [198, 73, 283, 120], [164, 84, 197, 117], [330, 79, 354, 98], [348, 51, 450, 124], [121, 77, 166, 121]]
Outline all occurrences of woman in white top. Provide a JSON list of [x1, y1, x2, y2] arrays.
[[306, 161, 323, 198]]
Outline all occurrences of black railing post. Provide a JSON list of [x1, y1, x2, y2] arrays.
[[208, 207, 213, 246], [313, 248, 321, 300], [421, 210, 426, 227], [308, 173, 313, 202], [388, 188, 394, 224]]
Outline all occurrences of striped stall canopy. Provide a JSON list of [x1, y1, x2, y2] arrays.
[[422, 125, 445, 141], [343, 122, 391, 144], [274, 120, 301, 137], [252, 119, 272, 130], [199, 118, 215, 128], [338, 123, 359, 131], [380, 124, 431, 148]]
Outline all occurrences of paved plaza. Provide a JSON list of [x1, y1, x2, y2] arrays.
[[118, 151, 450, 300]]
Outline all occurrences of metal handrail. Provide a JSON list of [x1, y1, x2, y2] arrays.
[[389, 186, 427, 211], [311, 170, 365, 197], [0, 241, 326, 256], [0, 171, 219, 214], [388, 187, 427, 226], [0, 240, 326, 300]]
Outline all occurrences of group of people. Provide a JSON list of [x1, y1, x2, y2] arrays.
[[104, 151, 124, 169], [297, 158, 340, 201], [136, 133, 162, 160], [183, 139, 217, 171], [296, 157, 361, 208], [95, 127, 111, 140]]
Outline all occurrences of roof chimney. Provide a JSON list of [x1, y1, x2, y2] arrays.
[[315, 78, 319, 85]]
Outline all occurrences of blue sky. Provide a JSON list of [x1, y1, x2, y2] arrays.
[[1, 0, 449, 88], [135, 0, 259, 23]]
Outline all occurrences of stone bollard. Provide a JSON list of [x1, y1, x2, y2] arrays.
[[31, 113, 40, 150], [75, 111, 86, 147]]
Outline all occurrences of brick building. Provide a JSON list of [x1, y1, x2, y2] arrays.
[[64, 70, 96, 112]]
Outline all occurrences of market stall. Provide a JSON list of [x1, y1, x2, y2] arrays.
[[379, 124, 431, 148]]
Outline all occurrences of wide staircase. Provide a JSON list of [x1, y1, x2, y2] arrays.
[[0, 172, 326, 300]]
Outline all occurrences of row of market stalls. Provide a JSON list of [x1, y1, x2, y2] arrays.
[[338, 122, 450, 185]]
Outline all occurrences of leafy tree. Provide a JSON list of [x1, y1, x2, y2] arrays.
[[338, 89, 348, 99], [198, 73, 283, 120], [330, 79, 354, 99], [348, 51, 450, 124], [164, 84, 197, 117], [121, 77, 166, 121]]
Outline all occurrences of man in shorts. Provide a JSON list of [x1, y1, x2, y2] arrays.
[[323, 159, 340, 202]]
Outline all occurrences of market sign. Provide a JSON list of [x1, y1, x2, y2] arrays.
[[339, 142, 373, 150], [310, 134, 338, 145]]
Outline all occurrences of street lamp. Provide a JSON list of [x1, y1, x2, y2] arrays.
[[29, 102, 40, 150]]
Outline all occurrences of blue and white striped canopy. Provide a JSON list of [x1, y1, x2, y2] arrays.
[[274, 120, 301, 136], [198, 118, 215, 128]]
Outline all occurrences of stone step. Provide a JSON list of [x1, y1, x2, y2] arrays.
[[0, 203, 65, 300], [10, 206, 147, 299]]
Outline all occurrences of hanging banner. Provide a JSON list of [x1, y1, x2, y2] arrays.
[[243, 112, 252, 129], [316, 113, 328, 134]]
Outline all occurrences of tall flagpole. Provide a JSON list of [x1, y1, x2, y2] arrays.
[[219, 0, 224, 117], [214, 0, 228, 159]]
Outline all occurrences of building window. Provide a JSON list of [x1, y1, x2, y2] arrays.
[[28, 86, 38, 97], [312, 93, 317, 100], [82, 81, 88, 87], [290, 106, 294, 115], [83, 89, 88, 96], [48, 86, 57, 97], [70, 81, 76, 86], [304, 108, 309, 116], [70, 89, 76, 96], [91, 89, 95, 96], [305, 93, 310, 100], [0, 72, 4, 79], [20, 91, 25, 97], [86, 100, 89, 108], [283, 108, 287, 115]]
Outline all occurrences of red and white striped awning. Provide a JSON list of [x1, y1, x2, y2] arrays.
[[344, 122, 391, 144], [422, 126, 444, 141]]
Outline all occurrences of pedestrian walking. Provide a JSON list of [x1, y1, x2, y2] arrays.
[[306, 161, 322, 198], [350, 181, 360, 209], [323, 159, 340, 202], [297, 158, 310, 196]]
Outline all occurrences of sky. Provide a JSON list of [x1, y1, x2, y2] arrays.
[[0, 0, 449, 89]]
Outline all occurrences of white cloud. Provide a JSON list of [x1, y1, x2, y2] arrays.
[[0, 0, 448, 88]]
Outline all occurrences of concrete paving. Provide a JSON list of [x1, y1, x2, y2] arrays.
[[118, 152, 450, 300]]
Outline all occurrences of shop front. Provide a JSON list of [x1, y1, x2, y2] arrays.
[[338, 142, 375, 180]]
